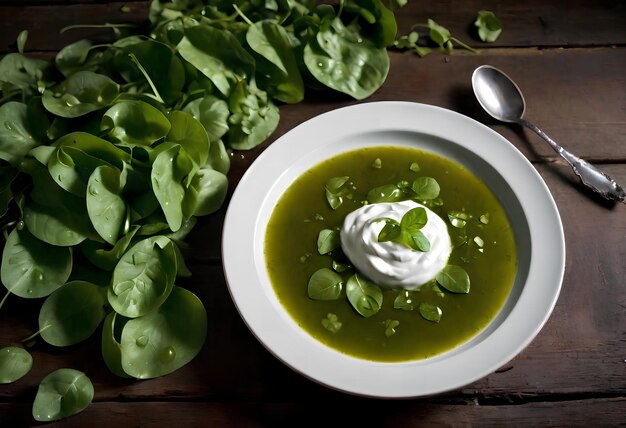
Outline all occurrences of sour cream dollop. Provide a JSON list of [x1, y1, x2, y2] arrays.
[[340, 200, 452, 290]]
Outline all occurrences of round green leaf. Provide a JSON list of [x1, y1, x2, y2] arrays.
[[0, 101, 49, 164], [101, 312, 130, 378], [32, 368, 94, 422], [101, 100, 171, 147], [151, 145, 192, 232], [308, 268, 343, 300], [119, 286, 207, 379], [367, 184, 403, 203], [317, 229, 340, 255], [87, 165, 126, 245], [412, 176, 440, 200], [182, 95, 230, 143], [166, 110, 209, 166], [108, 236, 177, 318], [346, 273, 383, 317], [42, 71, 119, 118], [436, 265, 470, 294], [39, 281, 106, 347], [184, 167, 228, 217], [303, 18, 389, 100], [1, 228, 72, 298], [419, 303, 442, 323], [0, 346, 33, 384], [24, 202, 91, 246]]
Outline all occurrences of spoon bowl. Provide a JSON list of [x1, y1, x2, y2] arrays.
[[471, 65, 625, 203]]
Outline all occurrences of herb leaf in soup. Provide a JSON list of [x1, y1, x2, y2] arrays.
[[411, 176, 440, 200], [325, 176, 351, 209], [317, 229, 341, 255], [419, 303, 442, 323], [346, 273, 383, 317], [367, 183, 403, 203], [408, 229, 431, 252], [308, 268, 343, 301], [393, 290, 419, 311], [436, 265, 471, 294], [384, 319, 400, 337], [322, 313, 342, 333]]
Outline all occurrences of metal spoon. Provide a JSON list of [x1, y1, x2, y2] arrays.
[[472, 64, 625, 203]]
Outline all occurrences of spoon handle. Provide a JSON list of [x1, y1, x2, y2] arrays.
[[519, 119, 625, 203]]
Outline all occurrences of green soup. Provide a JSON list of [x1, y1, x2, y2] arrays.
[[265, 146, 516, 362]]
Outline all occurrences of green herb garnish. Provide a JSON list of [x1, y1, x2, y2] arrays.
[[393, 290, 419, 311], [325, 176, 351, 210], [322, 313, 342, 333], [419, 303, 442, 323], [308, 268, 343, 301], [346, 273, 383, 317], [412, 176, 440, 200], [448, 211, 469, 228], [317, 228, 341, 255], [383, 319, 400, 337], [377, 206, 431, 252], [372, 158, 382, 169], [436, 265, 471, 294]]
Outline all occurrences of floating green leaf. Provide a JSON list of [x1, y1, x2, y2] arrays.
[[383, 319, 399, 336], [317, 229, 340, 255], [436, 265, 470, 294], [393, 290, 419, 311], [346, 273, 383, 317], [419, 303, 442, 323], [321, 313, 342, 333], [412, 177, 440, 200], [307, 268, 343, 300]]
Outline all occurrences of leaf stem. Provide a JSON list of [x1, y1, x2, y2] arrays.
[[232, 4, 254, 26], [0, 289, 10, 312], [450, 37, 478, 53], [21, 324, 50, 344], [128, 53, 164, 104]]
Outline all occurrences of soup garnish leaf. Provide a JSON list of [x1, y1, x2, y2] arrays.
[[321, 313, 342, 333], [384, 319, 400, 337], [411, 176, 440, 200], [346, 273, 383, 317], [308, 268, 343, 301], [419, 303, 442, 323], [436, 265, 471, 294], [393, 290, 419, 311], [317, 229, 341, 255]]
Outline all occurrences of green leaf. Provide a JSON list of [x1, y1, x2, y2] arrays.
[[317, 229, 340, 254], [419, 302, 442, 323], [325, 176, 351, 209], [401, 206, 428, 232], [346, 273, 383, 317], [32, 368, 93, 422], [0, 101, 49, 164], [377, 219, 401, 242], [393, 290, 418, 311], [436, 265, 470, 294], [1, 228, 72, 298], [166, 110, 209, 167], [0, 346, 32, 384], [480, 213, 490, 224], [409, 229, 431, 252], [101, 312, 130, 378], [226, 80, 280, 150], [151, 144, 193, 232], [101, 100, 171, 147], [81, 226, 140, 271], [87, 165, 126, 245], [119, 287, 207, 379], [108, 236, 177, 318], [475, 10, 503, 43], [0, 53, 52, 93], [55, 39, 94, 77], [448, 211, 468, 228], [247, 20, 304, 104], [24, 202, 93, 246], [348, 0, 398, 48], [39, 281, 106, 347], [307, 268, 343, 300], [409, 161, 420, 172], [206, 138, 230, 174], [42, 71, 119, 118], [177, 24, 255, 96], [383, 319, 399, 337], [184, 167, 228, 217], [321, 313, 342, 333], [427, 19, 451, 47], [182, 95, 230, 143], [367, 184, 403, 203], [304, 18, 390, 100], [16, 30, 28, 54], [411, 176, 440, 200]]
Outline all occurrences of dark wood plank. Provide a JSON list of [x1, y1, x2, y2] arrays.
[[1, 398, 625, 427], [1, 0, 626, 53]]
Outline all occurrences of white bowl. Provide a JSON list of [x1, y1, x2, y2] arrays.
[[222, 102, 565, 398]]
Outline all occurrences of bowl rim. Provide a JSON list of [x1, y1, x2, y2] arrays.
[[222, 101, 565, 398]]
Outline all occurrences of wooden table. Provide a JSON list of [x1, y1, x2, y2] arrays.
[[1, 1, 624, 426]]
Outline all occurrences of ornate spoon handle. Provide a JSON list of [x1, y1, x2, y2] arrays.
[[519, 119, 625, 203]]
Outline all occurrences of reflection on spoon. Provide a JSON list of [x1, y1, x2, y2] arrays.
[[472, 64, 625, 203]]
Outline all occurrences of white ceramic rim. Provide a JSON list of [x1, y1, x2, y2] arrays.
[[222, 101, 565, 398]]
